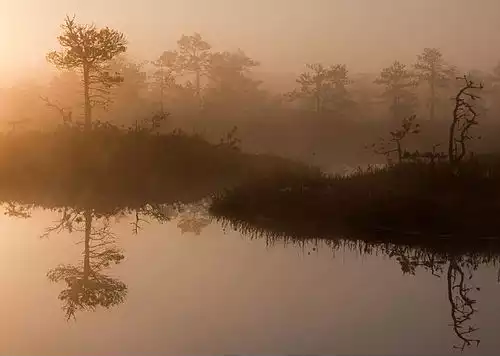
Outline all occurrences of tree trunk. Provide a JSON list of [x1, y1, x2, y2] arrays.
[[195, 69, 201, 107], [393, 95, 399, 119], [160, 67, 165, 114], [83, 209, 92, 282], [430, 73, 436, 121], [396, 140, 402, 163], [448, 118, 457, 166], [315, 94, 321, 113], [83, 64, 92, 131]]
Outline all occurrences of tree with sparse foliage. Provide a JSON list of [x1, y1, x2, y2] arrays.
[[288, 63, 350, 113], [205, 49, 264, 111], [102, 56, 151, 126], [176, 33, 212, 104], [414, 48, 455, 120], [375, 60, 416, 119], [152, 50, 179, 113], [328, 64, 351, 112], [47, 16, 127, 130], [371, 114, 420, 164]]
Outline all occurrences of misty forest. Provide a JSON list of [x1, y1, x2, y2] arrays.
[[3, 12, 500, 355]]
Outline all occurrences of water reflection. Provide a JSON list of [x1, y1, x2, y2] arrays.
[[218, 218, 500, 351], [44, 208, 127, 319], [4, 197, 500, 352], [176, 199, 212, 235], [7, 200, 213, 320], [130, 200, 212, 235]]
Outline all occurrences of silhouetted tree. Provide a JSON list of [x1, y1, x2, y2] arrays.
[[414, 48, 455, 120], [374, 61, 416, 119], [152, 50, 179, 113], [39, 96, 73, 125], [371, 114, 420, 164], [288, 63, 350, 113], [204, 49, 264, 112], [102, 56, 151, 126], [42, 70, 81, 125], [47, 16, 127, 130], [328, 64, 351, 111], [448, 75, 483, 167], [176, 33, 211, 105]]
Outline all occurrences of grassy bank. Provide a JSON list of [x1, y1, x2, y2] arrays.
[[0, 125, 314, 212], [210, 158, 500, 250]]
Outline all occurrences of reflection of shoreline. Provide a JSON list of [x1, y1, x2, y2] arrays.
[[218, 217, 498, 351], [3, 199, 213, 320], [5, 198, 491, 350]]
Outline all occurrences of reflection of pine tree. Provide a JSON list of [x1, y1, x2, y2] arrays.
[[176, 200, 212, 235], [46, 209, 127, 320]]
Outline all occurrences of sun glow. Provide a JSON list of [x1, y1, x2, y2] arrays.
[[0, 14, 19, 79]]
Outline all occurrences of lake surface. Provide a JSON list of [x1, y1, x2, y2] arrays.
[[2, 204, 500, 355]]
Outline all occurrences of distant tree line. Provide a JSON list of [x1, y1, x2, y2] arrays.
[[2, 16, 500, 132]]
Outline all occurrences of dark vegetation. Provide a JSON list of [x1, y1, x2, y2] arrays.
[[1, 16, 499, 252], [211, 76, 500, 247], [4, 18, 500, 170], [3, 16, 500, 342], [212, 160, 500, 247], [0, 124, 312, 214], [0, 16, 315, 214]]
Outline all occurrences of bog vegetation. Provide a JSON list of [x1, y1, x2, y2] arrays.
[[2, 16, 500, 243]]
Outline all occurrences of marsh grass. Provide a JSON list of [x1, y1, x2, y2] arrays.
[[211, 157, 500, 247], [0, 125, 312, 213]]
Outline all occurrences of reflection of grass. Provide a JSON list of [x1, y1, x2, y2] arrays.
[[0, 126, 312, 213], [211, 159, 500, 249], [212, 157, 500, 352], [215, 219, 497, 351]]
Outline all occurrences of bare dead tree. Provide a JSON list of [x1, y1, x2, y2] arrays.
[[40, 96, 73, 125], [385, 246, 481, 351], [448, 76, 483, 168], [370, 114, 420, 164]]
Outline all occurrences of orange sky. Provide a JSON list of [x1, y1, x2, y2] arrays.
[[0, 0, 499, 84]]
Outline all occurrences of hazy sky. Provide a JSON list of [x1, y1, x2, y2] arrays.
[[0, 0, 499, 83]]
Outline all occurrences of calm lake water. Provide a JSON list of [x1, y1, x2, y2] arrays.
[[2, 204, 500, 355]]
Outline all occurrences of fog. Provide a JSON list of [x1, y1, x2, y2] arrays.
[[2, 4, 500, 354], [1, 0, 500, 169], [1, 0, 500, 82]]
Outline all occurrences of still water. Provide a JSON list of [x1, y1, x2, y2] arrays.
[[1, 204, 500, 355]]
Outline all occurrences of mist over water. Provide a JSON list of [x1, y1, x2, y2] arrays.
[[1, 1, 500, 354]]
